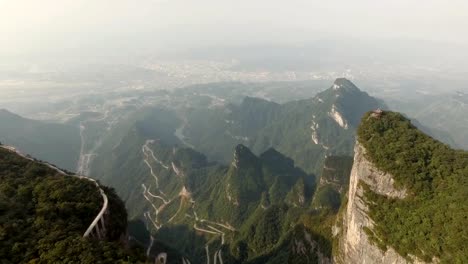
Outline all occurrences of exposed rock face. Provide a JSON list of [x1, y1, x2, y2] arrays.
[[337, 142, 417, 264], [329, 105, 349, 130]]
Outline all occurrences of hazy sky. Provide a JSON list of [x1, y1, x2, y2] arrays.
[[1, 0, 467, 57]]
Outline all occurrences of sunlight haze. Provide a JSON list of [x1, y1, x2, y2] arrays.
[[1, 0, 467, 57]]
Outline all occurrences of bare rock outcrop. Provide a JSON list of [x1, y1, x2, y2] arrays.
[[335, 142, 430, 264]]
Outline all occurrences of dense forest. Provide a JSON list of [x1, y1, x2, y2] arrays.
[[0, 147, 146, 263], [357, 111, 468, 263]]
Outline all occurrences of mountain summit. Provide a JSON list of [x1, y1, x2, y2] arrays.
[[332, 78, 360, 92], [314, 78, 384, 128], [182, 79, 385, 174]]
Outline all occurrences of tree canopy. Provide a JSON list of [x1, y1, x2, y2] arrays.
[[0, 148, 146, 263], [357, 111, 468, 263]]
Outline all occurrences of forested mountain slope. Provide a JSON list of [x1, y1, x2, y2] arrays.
[[184, 78, 384, 174], [0, 145, 145, 263], [137, 142, 333, 263]]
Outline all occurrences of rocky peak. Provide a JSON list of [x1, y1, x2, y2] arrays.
[[172, 147, 208, 169], [332, 78, 360, 93], [231, 144, 258, 169], [314, 79, 383, 129], [316, 78, 361, 102], [259, 147, 294, 171]]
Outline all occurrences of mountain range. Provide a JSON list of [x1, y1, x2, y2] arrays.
[[0, 78, 466, 263], [184, 78, 384, 174]]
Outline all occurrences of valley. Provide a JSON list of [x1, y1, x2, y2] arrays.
[[140, 139, 236, 263]]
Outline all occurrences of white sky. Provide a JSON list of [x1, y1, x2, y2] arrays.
[[1, 0, 467, 56]]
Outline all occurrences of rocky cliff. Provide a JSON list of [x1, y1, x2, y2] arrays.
[[336, 142, 422, 264], [334, 110, 468, 263]]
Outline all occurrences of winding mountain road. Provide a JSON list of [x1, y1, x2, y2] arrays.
[[1, 145, 109, 240], [147, 235, 155, 257], [174, 116, 195, 149], [140, 140, 237, 264], [76, 111, 111, 176]]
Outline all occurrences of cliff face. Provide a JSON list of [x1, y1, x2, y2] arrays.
[[337, 142, 414, 264]]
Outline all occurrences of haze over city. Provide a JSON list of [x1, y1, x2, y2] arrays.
[[1, 0, 468, 58]]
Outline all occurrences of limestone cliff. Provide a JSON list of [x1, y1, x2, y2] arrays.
[[335, 142, 428, 264]]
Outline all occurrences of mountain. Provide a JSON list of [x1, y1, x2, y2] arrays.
[[88, 107, 182, 202], [6, 79, 466, 262], [385, 91, 467, 149], [250, 78, 383, 174], [336, 111, 468, 263], [104, 135, 321, 262], [0, 145, 146, 263], [76, 100, 339, 262], [75, 78, 381, 262], [184, 78, 384, 174], [0, 109, 81, 171], [84, 105, 340, 263], [410, 92, 468, 149]]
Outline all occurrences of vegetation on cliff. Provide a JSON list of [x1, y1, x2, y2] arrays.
[[357, 111, 468, 263]]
